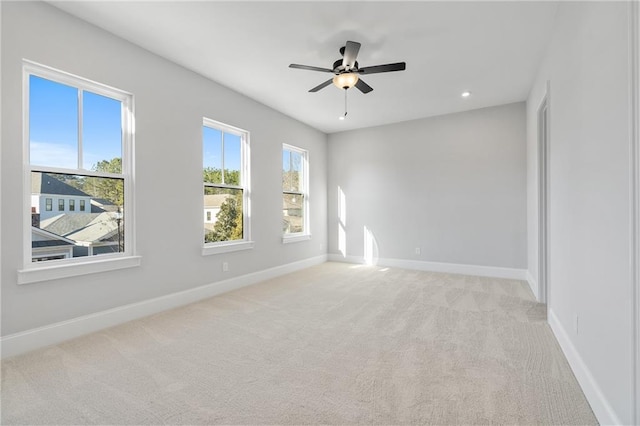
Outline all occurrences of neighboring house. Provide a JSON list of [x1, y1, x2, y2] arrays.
[[30, 173, 123, 258], [31, 172, 92, 221], [282, 196, 302, 233], [41, 212, 122, 256], [31, 226, 75, 262], [203, 193, 231, 230]]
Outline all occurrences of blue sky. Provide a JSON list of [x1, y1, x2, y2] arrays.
[[31, 74, 243, 177], [29, 75, 122, 170], [282, 149, 302, 172], [203, 126, 241, 175]]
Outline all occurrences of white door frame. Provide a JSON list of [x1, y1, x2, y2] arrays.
[[537, 82, 550, 306], [630, 1, 639, 423]]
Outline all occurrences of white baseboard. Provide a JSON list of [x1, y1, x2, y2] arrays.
[[0, 255, 327, 359], [327, 254, 528, 281], [525, 270, 539, 301], [548, 309, 621, 425]]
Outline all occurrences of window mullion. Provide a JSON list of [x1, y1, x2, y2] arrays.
[[78, 89, 83, 170], [221, 131, 225, 185], [289, 151, 293, 192]]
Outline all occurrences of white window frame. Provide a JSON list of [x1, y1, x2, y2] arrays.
[[282, 143, 310, 244], [202, 118, 253, 256], [19, 60, 139, 285]]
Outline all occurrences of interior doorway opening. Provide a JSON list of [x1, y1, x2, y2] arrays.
[[537, 84, 550, 305]]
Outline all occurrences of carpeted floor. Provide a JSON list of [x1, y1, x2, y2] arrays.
[[1, 262, 597, 425]]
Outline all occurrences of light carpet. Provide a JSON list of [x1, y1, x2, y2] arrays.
[[1, 262, 597, 425]]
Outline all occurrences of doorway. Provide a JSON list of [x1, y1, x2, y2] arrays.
[[537, 85, 550, 305]]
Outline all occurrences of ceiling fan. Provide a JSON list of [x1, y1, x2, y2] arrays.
[[289, 40, 406, 94]]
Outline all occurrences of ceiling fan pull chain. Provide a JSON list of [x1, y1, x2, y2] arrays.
[[344, 88, 348, 118]]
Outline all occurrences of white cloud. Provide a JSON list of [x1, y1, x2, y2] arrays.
[[30, 141, 77, 169]]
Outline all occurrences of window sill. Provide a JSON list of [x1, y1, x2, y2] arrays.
[[282, 234, 312, 244], [202, 240, 255, 256], [18, 255, 142, 285]]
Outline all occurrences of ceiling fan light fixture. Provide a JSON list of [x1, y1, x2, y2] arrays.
[[333, 73, 359, 89]]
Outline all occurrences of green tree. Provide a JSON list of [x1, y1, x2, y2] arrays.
[[205, 195, 243, 243], [203, 167, 240, 186], [84, 158, 124, 206]]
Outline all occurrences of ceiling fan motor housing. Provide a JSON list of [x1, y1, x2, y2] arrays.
[[333, 59, 359, 73]]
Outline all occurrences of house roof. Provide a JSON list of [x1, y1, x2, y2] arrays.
[[41, 212, 119, 243], [204, 194, 231, 208], [32, 173, 90, 197], [31, 226, 75, 248], [91, 199, 119, 213], [41, 213, 101, 236], [66, 213, 119, 243]]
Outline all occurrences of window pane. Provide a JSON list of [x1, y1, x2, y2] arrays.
[[83, 91, 122, 172], [203, 127, 222, 184], [223, 133, 241, 186], [283, 193, 304, 234], [31, 171, 125, 262], [290, 151, 302, 193], [283, 150, 302, 193], [29, 75, 78, 169], [204, 187, 243, 243], [282, 150, 291, 191]]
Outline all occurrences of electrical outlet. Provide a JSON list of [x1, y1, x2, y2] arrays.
[[222, 262, 229, 272], [574, 314, 579, 335], [415, 247, 421, 255]]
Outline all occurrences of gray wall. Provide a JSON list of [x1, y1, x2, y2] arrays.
[[1, 2, 327, 336], [526, 2, 634, 423], [328, 103, 527, 269]]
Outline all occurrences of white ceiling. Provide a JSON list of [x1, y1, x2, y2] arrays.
[[50, 1, 558, 134]]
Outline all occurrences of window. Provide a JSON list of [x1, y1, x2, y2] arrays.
[[20, 61, 138, 284], [282, 144, 310, 242], [45, 198, 52, 211], [202, 118, 252, 255]]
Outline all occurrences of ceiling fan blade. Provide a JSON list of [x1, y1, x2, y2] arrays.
[[358, 62, 406, 74], [289, 64, 334, 73], [309, 79, 333, 92], [342, 41, 361, 69], [355, 78, 373, 94]]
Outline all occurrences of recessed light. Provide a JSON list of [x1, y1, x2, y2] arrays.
[[338, 116, 345, 120], [461, 91, 471, 98]]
